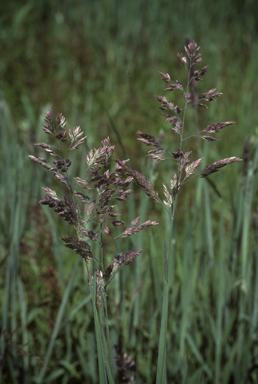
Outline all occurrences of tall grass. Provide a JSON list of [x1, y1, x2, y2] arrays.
[[1, 1, 258, 383], [0, 96, 258, 383]]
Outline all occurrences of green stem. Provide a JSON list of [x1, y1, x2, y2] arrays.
[[84, 259, 108, 384], [156, 58, 191, 382], [156, 214, 174, 384]]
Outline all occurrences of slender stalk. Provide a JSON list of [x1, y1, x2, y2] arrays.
[[84, 257, 114, 383], [152, 41, 241, 381], [92, 265, 108, 384], [156, 55, 191, 382], [156, 216, 174, 383], [28, 40, 242, 383]]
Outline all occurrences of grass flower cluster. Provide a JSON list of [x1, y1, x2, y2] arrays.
[[28, 40, 242, 383], [29, 108, 158, 383]]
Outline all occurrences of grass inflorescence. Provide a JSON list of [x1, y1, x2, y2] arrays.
[[1, 10, 258, 381]]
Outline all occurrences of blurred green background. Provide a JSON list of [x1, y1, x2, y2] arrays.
[[1, 0, 258, 383]]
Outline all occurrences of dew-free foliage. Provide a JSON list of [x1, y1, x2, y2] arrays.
[[26, 40, 243, 383], [116, 39, 242, 384]]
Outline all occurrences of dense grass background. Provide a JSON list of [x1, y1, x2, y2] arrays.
[[1, 0, 258, 383]]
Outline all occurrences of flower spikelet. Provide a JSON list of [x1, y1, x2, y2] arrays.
[[34, 143, 59, 157], [200, 157, 242, 178], [103, 250, 142, 287], [177, 53, 187, 67], [201, 136, 220, 142], [112, 220, 125, 227], [131, 216, 141, 226], [185, 158, 203, 178], [86, 137, 115, 167], [68, 126, 86, 151], [28, 156, 53, 170], [116, 250, 142, 266], [51, 169, 68, 185], [158, 71, 171, 83], [147, 151, 165, 161], [137, 131, 162, 149], [104, 250, 142, 280], [115, 159, 159, 203], [45, 108, 53, 122], [85, 201, 95, 217], [42, 192, 79, 225], [121, 220, 158, 238], [199, 89, 222, 102], [163, 184, 172, 208], [203, 121, 235, 134], [60, 236, 93, 259], [170, 173, 178, 190], [40, 187, 59, 205]]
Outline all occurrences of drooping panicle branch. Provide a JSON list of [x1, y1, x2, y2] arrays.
[[136, 39, 242, 187], [200, 157, 242, 178], [115, 159, 159, 203]]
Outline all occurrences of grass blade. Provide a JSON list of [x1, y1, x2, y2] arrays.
[[37, 258, 80, 384]]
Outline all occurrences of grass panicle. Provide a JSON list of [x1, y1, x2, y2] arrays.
[[1, 10, 258, 381]]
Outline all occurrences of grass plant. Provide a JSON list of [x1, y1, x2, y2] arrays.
[[1, 2, 258, 382], [116, 40, 242, 383], [15, 40, 246, 383], [28, 109, 159, 383]]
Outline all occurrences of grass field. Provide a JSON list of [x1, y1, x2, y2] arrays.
[[1, 1, 258, 383]]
